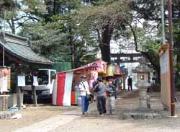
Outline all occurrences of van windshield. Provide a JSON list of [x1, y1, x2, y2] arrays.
[[38, 70, 48, 85]]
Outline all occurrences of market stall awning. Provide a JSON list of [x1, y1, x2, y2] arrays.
[[74, 59, 107, 72], [0, 32, 52, 65]]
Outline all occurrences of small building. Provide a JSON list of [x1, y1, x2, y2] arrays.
[[0, 32, 52, 91]]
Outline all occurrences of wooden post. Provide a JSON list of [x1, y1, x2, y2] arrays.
[[32, 85, 37, 107], [168, 0, 175, 116], [17, 86, 22, 110]]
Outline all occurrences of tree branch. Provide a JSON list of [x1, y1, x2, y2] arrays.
[[127, 22, 139, 52], [96, 28, 102, 47]]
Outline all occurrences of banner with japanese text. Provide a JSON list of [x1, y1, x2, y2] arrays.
[[159, 44, 171, 110]]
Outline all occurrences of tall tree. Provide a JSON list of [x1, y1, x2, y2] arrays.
[[0, 0, 16, 33], [20, 0, 94, 68], [76, 0, 132, 63], [0, 0, 46, 34]]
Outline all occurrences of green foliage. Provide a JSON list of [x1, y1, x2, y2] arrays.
[[22, 0, 47, 15], [74, 0, 132, 62], [131, 0, 161, 20], [0, 0, 16, 11], [20, 19, 70, 61], [3, 0, 179, 71], [77, 0, 131, 28], [20, 14, 96, 67]]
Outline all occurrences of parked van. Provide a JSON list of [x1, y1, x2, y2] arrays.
[[23, 69, 56, 99]]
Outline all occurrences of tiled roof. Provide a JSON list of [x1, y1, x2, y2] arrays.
[[0, 32, 52, 65]]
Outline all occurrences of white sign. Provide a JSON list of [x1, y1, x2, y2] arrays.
[[0, 76, 8, 93], [33, 76, 38, 86], [18, 76, 25, 86]]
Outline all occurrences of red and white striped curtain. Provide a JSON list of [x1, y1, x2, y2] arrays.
[[52, 71, 73, 106]]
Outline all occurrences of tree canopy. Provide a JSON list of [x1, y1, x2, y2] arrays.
[[0, 0, 180, 78]]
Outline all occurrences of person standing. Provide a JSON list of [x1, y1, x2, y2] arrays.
[[92, 79, 98, 101], [79, 75, 91, 115], [127, 76, 133, 91], [106, 77, 116, 114], [93, 77, 106, 115], [112, 77, 120, 99]]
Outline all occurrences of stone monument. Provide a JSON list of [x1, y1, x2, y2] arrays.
[[133, 58, 151, 109], [121, 58, 163, 119]]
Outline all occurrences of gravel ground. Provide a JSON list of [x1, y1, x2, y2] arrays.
[[0, 105, 77, 132], [1, 90, 180, 132], [54, 91, 180, 132]]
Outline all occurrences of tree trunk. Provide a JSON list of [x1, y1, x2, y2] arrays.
[[7, 19, 15, 34], [99, 24, 113, 63], [11, 19, 15, 34]]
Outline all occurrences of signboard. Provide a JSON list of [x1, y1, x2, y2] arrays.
[[159, 44, 171, 110], [18, 76, 25, 87]]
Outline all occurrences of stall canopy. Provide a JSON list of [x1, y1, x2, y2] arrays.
[[52, 59, 107, 106]]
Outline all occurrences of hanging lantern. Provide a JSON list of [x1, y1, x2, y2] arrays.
[[106, 64, 114, 77], [98, 72, 106, 78]]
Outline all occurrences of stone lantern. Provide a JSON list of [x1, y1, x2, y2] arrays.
[[133, 58, 151, 109]]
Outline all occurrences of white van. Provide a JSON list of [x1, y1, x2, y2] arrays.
[[23, 69, 56, 99]]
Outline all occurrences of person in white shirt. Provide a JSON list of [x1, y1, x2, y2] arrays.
[[79, 75, 90, 115]]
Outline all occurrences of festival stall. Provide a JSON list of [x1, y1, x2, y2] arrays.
[[52, 59, 107, 106], [52, 59, 127, 106], [52, 59, 128, 106]]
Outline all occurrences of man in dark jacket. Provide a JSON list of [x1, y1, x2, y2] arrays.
[[93, 77, 106, 115], [127, 76, 132, 91]]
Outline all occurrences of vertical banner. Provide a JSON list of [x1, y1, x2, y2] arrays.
[[55, 72, 73, 106], [159, 44, 171, 110], [0, 69, 3, 93], [63, 72, 73, 106], [56, 72, 66, 106], [7, 68, 11, 90], [0, 67, 11, 93]]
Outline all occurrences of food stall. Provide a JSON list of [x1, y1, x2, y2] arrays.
[[52, 59, 107, 106]]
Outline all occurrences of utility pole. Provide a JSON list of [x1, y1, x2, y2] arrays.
[[168, 0, 175, 116], [161, 0, 165, 44], [2, 10, 5, 66]]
